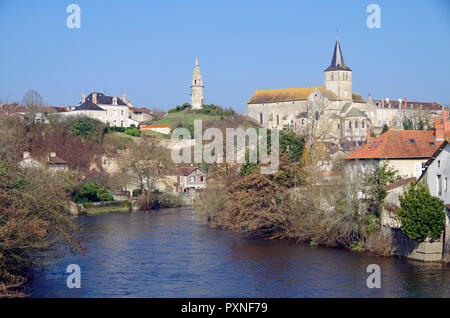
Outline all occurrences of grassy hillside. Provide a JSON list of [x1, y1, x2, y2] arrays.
[[151, 111, 227, 126]]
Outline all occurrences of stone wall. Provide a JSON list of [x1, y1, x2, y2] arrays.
[[390, 228, 443, 262]]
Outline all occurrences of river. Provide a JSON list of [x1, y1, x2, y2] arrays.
[[29, 208, 450, 297]]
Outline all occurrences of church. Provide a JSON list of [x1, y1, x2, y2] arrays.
[[247, 38, 370, 147]]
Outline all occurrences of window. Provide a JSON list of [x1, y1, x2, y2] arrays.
[[355, 121, 358, 128], [200, 176, 204, 182], [437, 175, 442, 196], [362, 120, 365, 128], [121, 110, 124, 117], [259, 113, 263, 125], [445, 177, 448, 192], [121, 121, 124, 127], [190, 176, 195, 183], [344, 90, 348, 97], [349, 121, 352, 129], [438, 160, 440, 168], [276, 114, 279, 126]]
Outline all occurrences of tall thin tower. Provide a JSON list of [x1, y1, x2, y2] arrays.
[[191, 58, 204, 109]]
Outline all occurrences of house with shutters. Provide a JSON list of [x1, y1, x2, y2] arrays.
[[176, 167, 207, 195]]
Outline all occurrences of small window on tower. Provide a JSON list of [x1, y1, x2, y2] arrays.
[[344, 90, 348, 97]]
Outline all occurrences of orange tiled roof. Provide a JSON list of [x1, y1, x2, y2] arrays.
[[345, 130, 443, 160]]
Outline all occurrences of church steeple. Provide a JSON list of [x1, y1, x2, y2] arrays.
[[325, 38, 351, 72], [191, 58, 204, 109], [324, 38, 352, 101]]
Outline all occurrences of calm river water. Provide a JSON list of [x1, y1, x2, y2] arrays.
[[30, 208, 450, 297]]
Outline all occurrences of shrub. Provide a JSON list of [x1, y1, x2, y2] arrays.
[[75, 182, 114, 203], [132, 188, 142, 197], [398, 182, 445, 241], [125, 128, 141, 137]]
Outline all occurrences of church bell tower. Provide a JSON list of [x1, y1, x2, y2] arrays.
[[324, 38, 352, 101]]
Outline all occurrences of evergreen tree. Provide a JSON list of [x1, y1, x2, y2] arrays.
[[398, 182, 445, 241]]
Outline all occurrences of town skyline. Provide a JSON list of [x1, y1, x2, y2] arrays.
[[1, 0, 449, 113]]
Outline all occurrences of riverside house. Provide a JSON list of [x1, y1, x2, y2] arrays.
[[19, 151, 69, 172], [176, 167, 207, 195]]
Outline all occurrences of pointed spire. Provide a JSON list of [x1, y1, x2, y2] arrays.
[[325, 38, 351, 72], [193, 58, 201, 77]]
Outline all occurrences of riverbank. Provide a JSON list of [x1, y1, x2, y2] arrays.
[[80, 201, 131, 216]]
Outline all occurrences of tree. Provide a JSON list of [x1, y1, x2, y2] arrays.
[[398, 182, 445, 241], [22, 89, 43, 123], [365, 161, 401, 210], [121, 138, 174, 209], [381, 124, 389, 134]]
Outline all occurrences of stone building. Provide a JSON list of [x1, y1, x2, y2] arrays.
[[365, 97, 442, 134], [247, 38, 369, 146], [65, 92, 140, 127], [191, 58, 204, 109]]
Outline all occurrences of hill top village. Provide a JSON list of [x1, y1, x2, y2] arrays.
[[1, 38, 449, 267]]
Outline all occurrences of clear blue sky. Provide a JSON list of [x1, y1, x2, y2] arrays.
[[1, 0, 449, 113]]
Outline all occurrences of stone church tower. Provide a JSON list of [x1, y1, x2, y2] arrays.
[[191, 58, 204, 109], [324, 38, 352, 102]]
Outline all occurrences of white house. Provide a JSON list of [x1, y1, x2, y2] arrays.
[[418, 140, 450, 205], [67, 92, 140, 128]]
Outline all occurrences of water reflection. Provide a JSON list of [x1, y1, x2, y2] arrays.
[[30, 208, 450, 297]]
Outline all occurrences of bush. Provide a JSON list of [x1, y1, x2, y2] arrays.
[[138, 191, 182, 210], [75, 182, 114, 203], [71, 117, 105, 138], [398, 182, 445, 241], [132, 188, 142, 197], [125, 128, 141, 137]]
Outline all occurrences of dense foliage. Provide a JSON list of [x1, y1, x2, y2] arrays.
[[398, 182, 445, 241]]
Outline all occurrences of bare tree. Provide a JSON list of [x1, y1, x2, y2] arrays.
[[121, 138, 174, 208], [22, 89, 43, 123]]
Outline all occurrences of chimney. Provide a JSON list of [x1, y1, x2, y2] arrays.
[[23, 151, 30, 159], [81, 92, 86, 103], [403, 97, 407, 109], [92, 93, 98, 104]]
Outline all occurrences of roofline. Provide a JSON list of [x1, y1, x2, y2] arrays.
[[417, 140, 448, 182]]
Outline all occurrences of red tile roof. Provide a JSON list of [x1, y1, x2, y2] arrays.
[[345, 130, 443, 160]]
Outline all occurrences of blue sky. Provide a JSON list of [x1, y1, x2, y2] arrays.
[[1, 0, 449, 113]]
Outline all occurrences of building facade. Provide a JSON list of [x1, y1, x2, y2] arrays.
[[66, 92, 140, 127]]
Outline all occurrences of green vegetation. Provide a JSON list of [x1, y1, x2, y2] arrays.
[[381, 124, 389, 134], [74, 182, 114, 203], [364, 161, 401, 210], [398, 182, 445, 241], [125, 128, 141, 137], [72, 117, 106, 138]]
